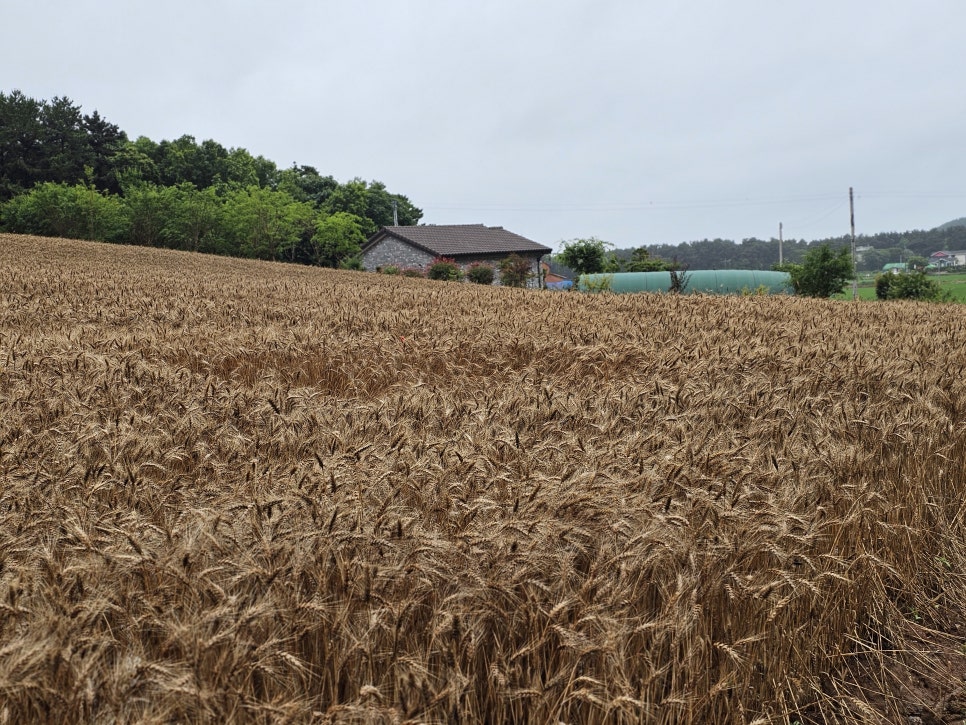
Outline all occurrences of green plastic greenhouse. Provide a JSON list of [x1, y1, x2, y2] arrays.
[[577, 270, 794, 295]]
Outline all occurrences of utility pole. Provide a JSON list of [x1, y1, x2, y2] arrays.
[[392, 199, 399, 226], [849, 187, 857, 300], [778, 222, 783, 265]]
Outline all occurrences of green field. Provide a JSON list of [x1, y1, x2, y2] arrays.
[[834, 272, 966, 301]]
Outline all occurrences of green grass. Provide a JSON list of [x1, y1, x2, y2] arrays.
[[834, 272, 966, 302], [938, 272, 966, 301]]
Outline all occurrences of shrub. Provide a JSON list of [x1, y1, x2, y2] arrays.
[[400, 267, 425, 278], [427, 257, 464, 281], [498, 254, 532, 287], [466, 262, 495, 285], [740, 284, 770, 296], [339, 255, 364, 271], [668, 264, 690, 294], [875, 273, 893, 300], [882, 270, 950, 301], [381, 265, 400, 276], [578, 273, 614, 293], [1, 181, 129, 242]]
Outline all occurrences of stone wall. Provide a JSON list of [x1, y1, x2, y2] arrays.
[[361, 237, 435, 272]]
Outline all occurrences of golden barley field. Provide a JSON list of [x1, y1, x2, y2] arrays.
[[2, 233, 966, 724]]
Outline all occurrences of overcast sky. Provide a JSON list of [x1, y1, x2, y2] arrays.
[[5, 1, 966, 249]]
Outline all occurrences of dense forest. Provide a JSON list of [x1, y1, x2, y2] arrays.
[[0, 90, 421, 266]]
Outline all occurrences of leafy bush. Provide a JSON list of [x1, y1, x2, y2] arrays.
[[740, 285, 771, 296], [880, 271, 949, 301], [498, 254, 532, 287], [875, 273, 893, 300], [427, 257, 464, 281], [466, 262, 495, 285], [380, 265, 400, 275], [668, 265, 690, 294], [338, 255, 364, 271], [578, 274, 614, 293], [1, 181, 128, 242]]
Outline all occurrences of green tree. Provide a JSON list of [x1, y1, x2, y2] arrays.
[[161, 183, 226, 253], [219, 147, 278, 188], [0, 92, 120, 199], [38, 96, 92, 186], [624, 246, 674, 272], [121, 182, 175, 247], [113, 137, 161, 187], [152, 135, 260, 190], [0, 90, 44, 199], [776, 244, 854, 298], [0, 179, 127, 242], [364, 180, 422, 227], [321, 178, 423, 236], [276, 164, 338, 207], [310, 212, 367, 267], [557, 237, 617, 276], [222, 186, 315, 261], [321, 179, 374, 235], [82, 110, 127, 194], [857, 247, 891, 273], [905, 255, 928, 271]]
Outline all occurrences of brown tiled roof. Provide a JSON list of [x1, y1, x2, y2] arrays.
[[365, 224, 552, 257]]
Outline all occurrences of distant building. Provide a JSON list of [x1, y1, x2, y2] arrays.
[[361, 224, 552, 287], [882, 263, 908, 274], [929, 250, 966, 268], [541, 261, 571, 285]]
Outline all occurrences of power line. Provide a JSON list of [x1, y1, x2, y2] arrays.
[[423, 190, 966, 215], [424, 193, 844, 214]]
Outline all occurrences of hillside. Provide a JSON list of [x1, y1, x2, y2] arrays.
[[935, 216, 966, 231], [2, 234, 966, 723]]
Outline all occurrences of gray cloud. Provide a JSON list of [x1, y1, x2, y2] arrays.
[[5, 0, 966, 249]]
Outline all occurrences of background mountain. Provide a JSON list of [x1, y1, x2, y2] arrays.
[[934, 217, 966, 231]]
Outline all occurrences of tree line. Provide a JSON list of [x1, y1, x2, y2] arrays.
[[0, 90, 421, 266], [635, 226, 966, 273]]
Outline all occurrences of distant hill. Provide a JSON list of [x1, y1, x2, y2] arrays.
[[934, 217, 966, 231]]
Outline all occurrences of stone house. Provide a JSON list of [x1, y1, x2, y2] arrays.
[[929, 250, 966, 269], [361, 224, 552, 287]]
